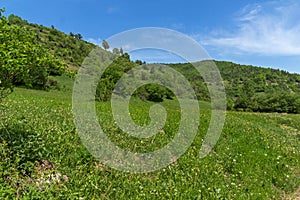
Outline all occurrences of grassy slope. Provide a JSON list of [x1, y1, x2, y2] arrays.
[[2, 15, 299, 199], [0, 81, 299, 199]]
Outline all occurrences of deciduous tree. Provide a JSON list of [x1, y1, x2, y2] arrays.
[[0, 11, 65, 101], [102, 40, 109, 50]]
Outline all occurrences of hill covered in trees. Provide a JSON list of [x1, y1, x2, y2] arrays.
[[171, 61, 300, 113], [7, 14, 96, 68], [0, 11, 67, 99], [1, 12, 300, 113], [0, 11, 97, 99], [91, 55, 300, 113]]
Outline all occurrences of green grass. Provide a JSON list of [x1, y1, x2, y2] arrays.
[[0, 87, 299, 199]]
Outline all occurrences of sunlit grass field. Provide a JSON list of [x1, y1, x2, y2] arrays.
[[0, 85, 299, 199]]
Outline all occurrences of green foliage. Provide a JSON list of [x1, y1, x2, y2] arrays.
[[134, 84, 174, 102], [0, 14, 66, 101], [95, 57, 300, 113], [215, 61, 300, 113], [75, 33, 83, 40], [0, 88, 299, 199], [102, 40, 109, 50], [5, 13, 299, 113], [169, 61, 300, 113], [234, 79, 255, 110], [0, 11, 299, 198], [170, 63, 210, 101], [96, 53, 137, 101], [8, 14, 27, 25], [112, 47, 120, 55], [250, 92, 300, 113], [96, 54, 177, 102], [7, 15, 96, 68]]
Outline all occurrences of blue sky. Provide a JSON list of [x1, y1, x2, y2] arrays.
[[2, 0, 300, 73]]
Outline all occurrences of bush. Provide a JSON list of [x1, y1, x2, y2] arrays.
[[0, 14, 66, 101]]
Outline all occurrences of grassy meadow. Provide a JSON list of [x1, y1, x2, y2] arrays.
[[0, 76, 299, 199]]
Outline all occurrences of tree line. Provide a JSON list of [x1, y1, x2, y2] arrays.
[[94, 54, 300, 113]]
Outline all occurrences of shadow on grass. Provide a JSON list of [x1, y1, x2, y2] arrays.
[[0, 120, 46, 176]]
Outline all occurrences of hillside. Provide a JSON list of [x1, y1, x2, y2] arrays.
[[7, 14, 96, 68], [0, 12, 97, 98], [0, 87, 299, 199], [2, 13, 300, 113], [0, 13, 299, 199], [171, 61, 300, 113], [80, 52, 300, 113]]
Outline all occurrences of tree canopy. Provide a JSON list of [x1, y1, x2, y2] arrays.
[[102, 40, 109, 50], [0, 12, 66, 101]]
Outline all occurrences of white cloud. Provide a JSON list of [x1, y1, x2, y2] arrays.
[[202, 0, 300, 56]]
